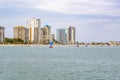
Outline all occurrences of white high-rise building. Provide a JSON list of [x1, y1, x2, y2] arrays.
[[56, 28, 66, 43], [67, 26, 75, 44], [27, 18, 41, 43], [0, 26, 5, 43]]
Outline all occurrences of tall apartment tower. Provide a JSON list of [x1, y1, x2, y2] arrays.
[[67, 26, 75, 44], [13, 26, 28, 43], [40, 25, 51, 43], [27, 18, 41, 44], [0, 26, 5, 43], [56, 28, 66, 43]]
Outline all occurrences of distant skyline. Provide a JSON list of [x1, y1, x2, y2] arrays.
[[0, 0, 120, 42]]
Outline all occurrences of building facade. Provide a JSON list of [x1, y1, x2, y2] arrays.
[[40, 25, 51, 44], [50, 34, 55, 41], [67, 26, 75, 44], [13, 26, 27, 43], [0, 26, 5, 43], [27, 18, 41, 43], [56, 28, 66, 43]]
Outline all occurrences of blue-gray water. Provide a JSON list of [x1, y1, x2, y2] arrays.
[[0, 46, 120, 80]]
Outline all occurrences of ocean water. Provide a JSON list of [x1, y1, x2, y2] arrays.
[[0, 46, 120, 80]]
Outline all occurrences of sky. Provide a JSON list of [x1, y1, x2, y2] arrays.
[[0, 0, 120, 42]]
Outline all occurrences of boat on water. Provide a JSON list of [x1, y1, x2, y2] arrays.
[[49, 41, 53, 48], [49, 45, 53, 48]]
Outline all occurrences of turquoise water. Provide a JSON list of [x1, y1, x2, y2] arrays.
[[0, 46, 120, 80]]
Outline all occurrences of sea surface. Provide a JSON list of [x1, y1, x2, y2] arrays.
[[0, 46, 120, 80]]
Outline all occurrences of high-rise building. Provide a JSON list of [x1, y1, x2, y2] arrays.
[[50, 34, 55, 41], [13, 26, 28, 43], [40, 25, 51, 43], [27, 18, 41, 43], [0, 26, 5, 43], [56, 28, 66, 43], [67, 26, 75, 44], [49, 34, 55, 42], [25, 28, 29, 43]]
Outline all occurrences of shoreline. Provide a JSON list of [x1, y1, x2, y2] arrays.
[[0, 44, 120, 47]]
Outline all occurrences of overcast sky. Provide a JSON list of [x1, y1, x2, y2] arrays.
[[0, 0, 120, 42]]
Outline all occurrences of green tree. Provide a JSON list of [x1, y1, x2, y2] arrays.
[[13, 38, 24, 44]]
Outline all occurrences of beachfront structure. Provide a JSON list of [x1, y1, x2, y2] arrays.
[[13, 26, 28, 43], [56, 28, 66, 43], [50, 34, 55, 41], [27, 18, 41, 44], [0, 26, 5, 43], [109, 41, 118, 46], [40, 25, 51, 43], [49, 34, 55, 42], [67, 26, 75, 44]]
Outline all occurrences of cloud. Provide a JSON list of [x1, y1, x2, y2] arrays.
[[0, 0, 120, 16], [30, 0, 120, 16]]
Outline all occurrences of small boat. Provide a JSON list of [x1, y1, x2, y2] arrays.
[[49, 41, 53, 48], [49, 45, 53, 48]]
